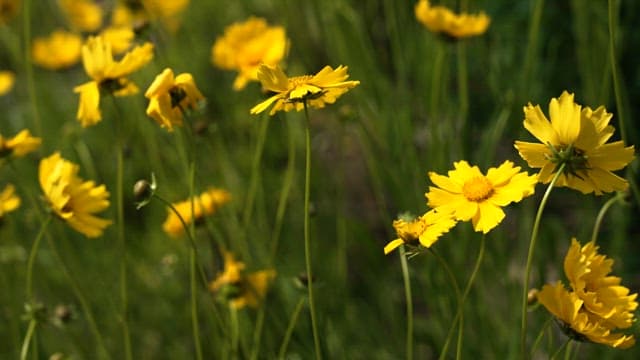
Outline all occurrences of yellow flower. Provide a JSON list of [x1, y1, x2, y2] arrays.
[[0, 184, 20, 217], [415, 0, 490, 39], [538, 239, 637, 349], [384, 210, 457, 254], [212, 17, 288, 91], [209, 251, 276, 309], [250, 64, 360, 116], [32, 30, 82, 70], [112, 0, 189, 32], [162, 188, 231, 238], [145, 68, 205, 131], [0, 129, 41, 158], [425, 160, 537, 234], [58, 0, 103, 32], [100, 26, 135, 54], [514, 91, 635, 195], [73, 36, 154, 127], [0, 71, 15, 95], [0, 0, 20, 25], [39, 152, 112, 238]]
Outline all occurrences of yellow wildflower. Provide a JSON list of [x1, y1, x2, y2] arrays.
[[58, 0, 103, 32], [112, 0, 189, 32], [515, 91, 635, 195], [425, 160, 537, 234], [0, 184, 20, 217], [415, 0, 490, 39], [250, 64, 360, 116], [162, 188, 231, 238], [0, 129, 41, 158], [39, 152, 112, 238], [100, 26, 135, 54], [32, 30, 82, 70], [73, 36, 154, 127], [145, 68, 205, 131], [212, 17, 288, 90], [209, 251, 276, 309], [0, 0, 20, 25], [0, 71, 15, 95], [384, 210, 457, 255]]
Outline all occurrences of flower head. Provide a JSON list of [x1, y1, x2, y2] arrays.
[[0, 71, 15, 95], [212, 17, 288, 90], [39, 152, 112, 238], [0, 129, 41, 158], [250, 64, 360, 116], [538, 239, 637, 349], [162, 188, 231, 238], [100, 26, 135, 54], [384, 210, 457, 254], [58, 0, 103, 32], [209, 251, 276, 309], [112, 0, 189, 32], [415, 0, 490, 39], [73, 36, 154, 127], [145, 68, 205, 131], [0, 184, 20, 217], [32, 30, 82, 70], [425, 160, 537, 234], [515, 91, 635, 195]]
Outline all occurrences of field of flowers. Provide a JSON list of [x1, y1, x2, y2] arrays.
[[1, 0, 640, 359]]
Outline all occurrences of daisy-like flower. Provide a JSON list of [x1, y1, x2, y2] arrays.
[[58, 0, 103, 32], [209, 251, 276, 309], [112, 0, 189, 33], [0, 129, 41, 158], [0, 184, 20, 217], [0, 71, 15, 95], [384, 210, 457, 254], [39, 152, 112, 238], [415, 0, 490, 39], [73, 36, 154, 127], [514, 91, 635, 195], [425, 160, 537, 234], [162, 188, 231, 238], [100, 26, 135, 54], [212, 17, 288, 91], [145, 68, 205, 131], [250, 64, 360, 116], [32, 30, 82, 70], [537, 239, 637, 349]]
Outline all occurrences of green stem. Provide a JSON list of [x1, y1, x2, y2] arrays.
[[399, 246, 413, 360], [530, 316, 553, 356], [550, 338, 571, 360], [520, 163, 565, 357], [303, 102, 322, 360], [249, 305, 266, 360], [25, 215, 52, 300], [456, 41, 468, 158], [278, 297, 306, 359], [591, 192, 624, 244], [608, 0, 627, 144], [22, 0, 42, 136], [431, 249, 462, 360], [229, 307, 239, 359], [19, 319, 36, 360], [520, 0, 545, 102], [190, 247, 203, 360], [243, 116, 270, 227]]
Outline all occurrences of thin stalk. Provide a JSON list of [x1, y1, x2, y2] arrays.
[[563, 339, 574, 360], [456, 41, 469, 158], [25, 215, 52, 300], [186, 155, 204, 360], [229, 307, 239, 359], [520, 163, 565, 357], [591, 192, 624, 244], [243, 117, 270, 227], [278, 297, 306, 359], [249, 306, 266, 360], [520, 0, 545, 102], [398, 246, 413, 360], [550, 338, 571, 360], [19, 319, 37, 360], [22, 0, 42, 136], [303, 102, 322, 360], [431, 248, 462, 360], [530, 316, 553, 356], [607, 0, 627, 143]]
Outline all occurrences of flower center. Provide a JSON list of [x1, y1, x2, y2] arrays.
[[288, 75, 313, 89], [462, 176, 494, 202], [546, 143, 589, 179]]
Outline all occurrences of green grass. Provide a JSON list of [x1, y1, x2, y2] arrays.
[[1, 0, 640, 359]]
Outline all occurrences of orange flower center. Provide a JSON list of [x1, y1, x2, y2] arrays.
[[288, 75, 313, 89], [462, 176, 494, 202]]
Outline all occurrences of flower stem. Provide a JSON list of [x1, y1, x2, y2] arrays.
[[25, 215, 52, 300], [186, 156, 204, 360], [608, 0, 627, 144], [22, 0, 42, 136], [430, 249, 461, 360], [19, 319, 36, 360], [591, 192, 624, 244], [550, 338, 571, 360], [303, 102, 322, 360], [278, 297, 306, 359], [520, 163, 565, 357], [398, 246, 413, 360]]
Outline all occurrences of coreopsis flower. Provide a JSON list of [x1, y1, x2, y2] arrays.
[[425, 160, 537, 234], [384, 210, 457, 255], [0, 129, 41, 158], [209, 251, 276, 309], [32, 30, 82, 70], [162, 188, 231, 238], [0, 0, 20, 25], [58, 0, 103, 32], [39, 152, 112, 238], [73, 36, 154, 127], [212, 17, 288, 90], [100, 26, 135, 54], [145, 68, 204, 131], [112, 0, 189, 32], [0, 184, 20, 217], [415, 0, 490, 39], [537, 239, 637, 349], [514, 91, 635, 195], [0, 71, 14, 95], [250, 64, 360, 116]]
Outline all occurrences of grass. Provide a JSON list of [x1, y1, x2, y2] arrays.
[[1, 0, 640, 359]]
